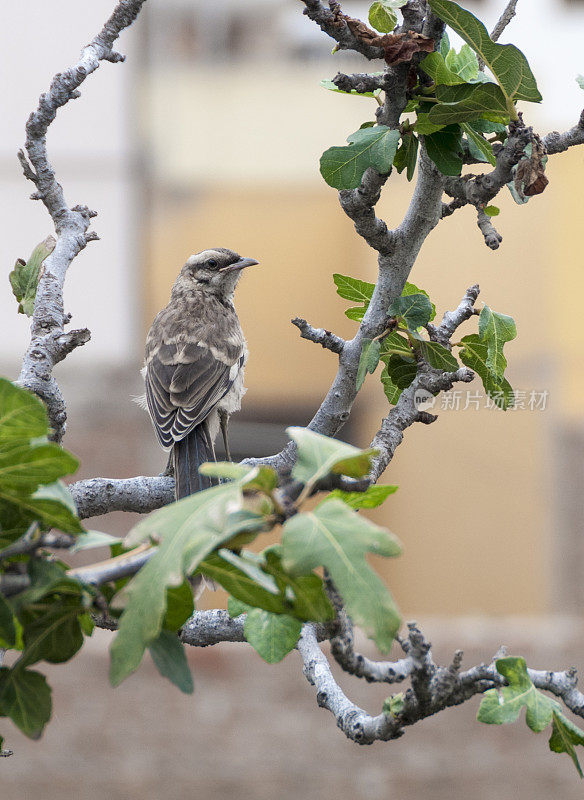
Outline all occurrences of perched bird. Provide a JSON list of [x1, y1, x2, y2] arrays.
[[142, 248, 258, 498]]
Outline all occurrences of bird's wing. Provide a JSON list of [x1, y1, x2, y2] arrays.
[[145, 340, 242, 447]]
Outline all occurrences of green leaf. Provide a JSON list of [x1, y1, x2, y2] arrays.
[[287, 428, 377, 489], [389, 293, 433, 330], [577, 75, 584, 91], [445, 43, 480, 82], [227, 596, 249, 617], [380, 365, 403, 405], [439, 32, 450, 59], [163, 580, 194, 631], [328, 484, 398, 509], [0, 595, 16, 648], [402, 282, 436, 321], [0, 379, 49, 448], [478, 305, 517, 382], [417, 341, 459, 371], [550, 711, 584, 777], [0, 443, 78, 493], [462, 122, 496, 166], [383, 692, 405, 717], [0, 667, 51, 739], [484, 205, 500, 217], [320, 126, 401, 190], [414, 114, 445, 136], [282, 499, 401, 652], [369, 0, 400, 33], [424, 124, 463, 176], [393, 132, 418, 181], [199, 462, 278, 493], [333, 274, 374, 303], [420, 51, 467, 86], [379, 331, 413, 361], [319, 78, 381, 100], [356, 338, 381, 391], [109, 479, 262, 686], [198, 551, 284, 614], [427, 0, 541, 105], [148, 629, 194, 694], [262, 548, 335, 622], [18, 597, 84, 669], [0, 481, 83, 537], [345, 306, 367, 322], [244, 609, 302, 663], [9, 237, 55, 317], [385, 355, 418, 390], [429, 83, 509, 126], [458, 334, 514, 409], [478, 657, 554, 727], [70, 530, 122, 553]]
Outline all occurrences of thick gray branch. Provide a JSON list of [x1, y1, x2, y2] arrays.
[[69, 475, 174, 519], [543, 110, 584, 155]]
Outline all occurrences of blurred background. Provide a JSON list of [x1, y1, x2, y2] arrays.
[[2, 0, 584, 796]]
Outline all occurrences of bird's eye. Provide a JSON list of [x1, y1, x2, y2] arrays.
[[207, 258, 218, 268]]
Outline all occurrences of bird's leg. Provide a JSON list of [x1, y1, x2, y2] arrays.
[[219, 410, 231, 461], [161, 451, 174, 477]]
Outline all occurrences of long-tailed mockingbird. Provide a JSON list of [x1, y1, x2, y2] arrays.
[[142, 248, 258, 498]]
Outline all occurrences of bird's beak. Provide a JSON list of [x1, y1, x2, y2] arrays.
[[220, 257, 259, 273]]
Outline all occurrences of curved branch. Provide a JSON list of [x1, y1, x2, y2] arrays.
[[18, 0, 146, 441]]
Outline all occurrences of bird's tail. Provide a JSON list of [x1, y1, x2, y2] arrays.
[[172, 420, 217, 499]]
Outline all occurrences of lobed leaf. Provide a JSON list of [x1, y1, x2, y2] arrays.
[[0, 667, 52, 739], [388, 292, 433, 330], [288, 427, 378, 487], [458, 334, 514, 409], [356, 338, 382, 391], [9, 237, 55, 317], [243, 609, 302, 663], [148, 629, 194, 694], [109, 480, 266, 686], [320, 126, 401, 190], [478, 305, 517, 383], [282, 499, 402, 651], [328, 484, 398, 509]]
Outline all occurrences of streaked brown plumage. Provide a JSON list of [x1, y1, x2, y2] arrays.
[[143, 248, 257, 497]]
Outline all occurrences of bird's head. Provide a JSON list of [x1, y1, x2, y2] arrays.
[[175, 248, 259, 298]]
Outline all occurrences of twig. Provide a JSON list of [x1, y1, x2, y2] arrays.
[[291, 318, 345, 354], [490, 0, 520, 43], [477, 209, 503, 250]]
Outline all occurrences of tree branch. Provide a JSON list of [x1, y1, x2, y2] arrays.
[[291, 318, 345, 354], [300, 0, 385, 60], [543, 110, 584, 155], [18, 0, 147, 441], [490, 0, 520, 43], [69, 475, 174, 519], [476, 209, 503, 250]]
